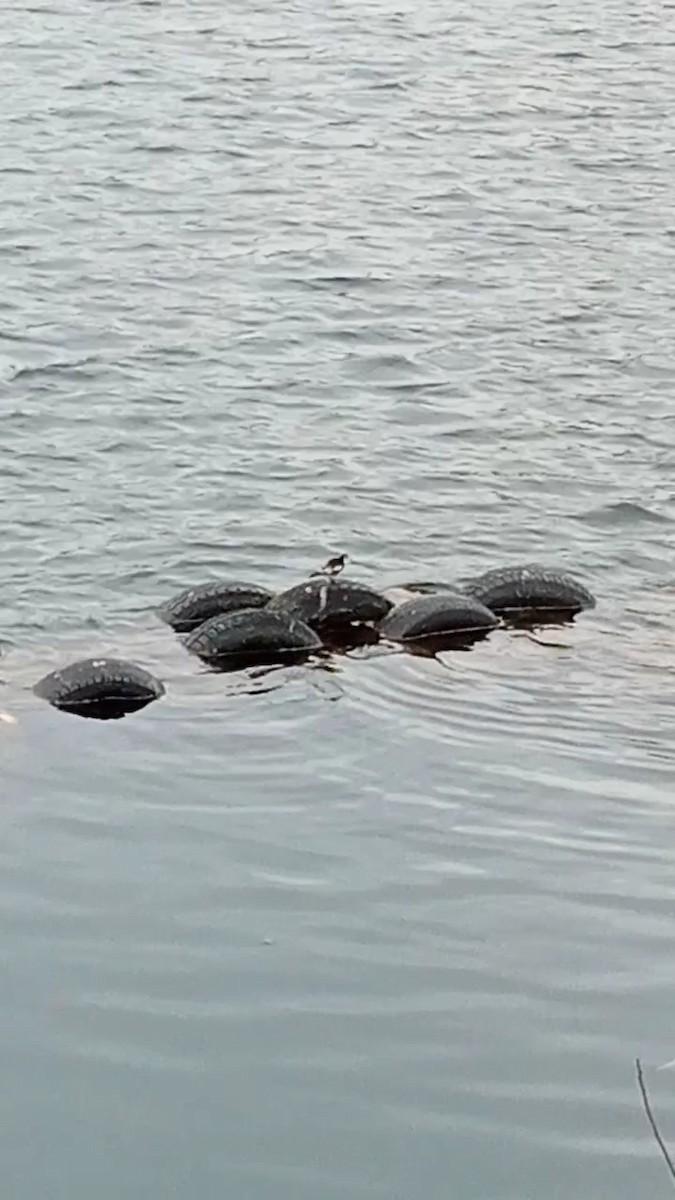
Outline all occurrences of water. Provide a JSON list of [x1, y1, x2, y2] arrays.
[[1, 0, 675, 1195]]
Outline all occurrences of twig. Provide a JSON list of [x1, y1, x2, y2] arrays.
[[636, 1057, 675, 1187], [520, 631, 570, 649]]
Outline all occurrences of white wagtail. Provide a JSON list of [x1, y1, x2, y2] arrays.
[[310, 553, 347, 579]]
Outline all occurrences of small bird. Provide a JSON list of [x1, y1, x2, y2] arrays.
[[310, 553, 347, 579]]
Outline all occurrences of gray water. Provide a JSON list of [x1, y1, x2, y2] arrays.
[[1, 0, 675, 1196]]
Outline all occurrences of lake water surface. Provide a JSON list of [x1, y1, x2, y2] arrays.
[[1, 0, 675, 1196]]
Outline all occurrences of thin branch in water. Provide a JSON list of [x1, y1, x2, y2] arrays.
[[636, 1057, 675, 1188], [520, 631, 571, 649]]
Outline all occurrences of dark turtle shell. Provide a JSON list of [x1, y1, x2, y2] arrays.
[[379, 592, 499, 643], [159, 581, 274, 633], [268, 576, 392, 632], [34, 658, 165, 719], [460, 564, 596, 615], [184, 607, 321, 669]]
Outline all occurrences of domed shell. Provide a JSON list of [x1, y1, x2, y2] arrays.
[[461, 564, 596, 615], [184, 607, 321, 667], [34, 658, 164, 719], [268, 576, 392, 631], [159, 581, 274, 633], [379, 592, 499, 642]]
